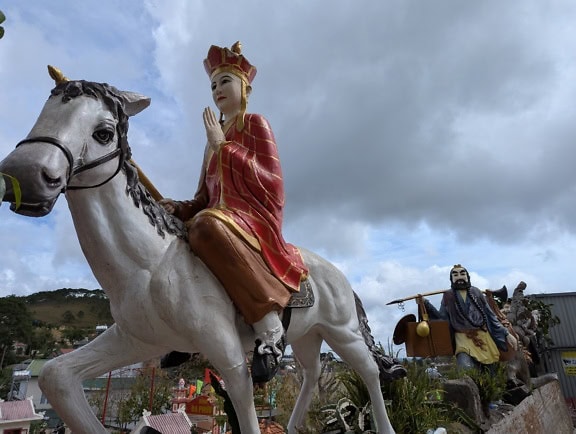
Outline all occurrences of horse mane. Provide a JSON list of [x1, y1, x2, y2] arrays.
[[52, 80, 132, 159], [353, 291, 405, 382], [124, 161, 187, 239], [52, 80, 187, 240]]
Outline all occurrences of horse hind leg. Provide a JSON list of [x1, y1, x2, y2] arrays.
[[325, 330, 396, 434], [286, 332, 323, 434], [199, 341, 260, 434], [218, 364, 261, 434]]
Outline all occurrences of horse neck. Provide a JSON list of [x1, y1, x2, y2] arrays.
[[65, 172, 175, 289]]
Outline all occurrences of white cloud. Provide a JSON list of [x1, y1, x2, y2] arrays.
[[1, 0, 576, 348]]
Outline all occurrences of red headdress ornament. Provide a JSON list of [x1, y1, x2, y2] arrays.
[[203, 41, 257, 84]]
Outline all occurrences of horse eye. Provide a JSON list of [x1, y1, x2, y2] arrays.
[[93, 129, 114, 144]]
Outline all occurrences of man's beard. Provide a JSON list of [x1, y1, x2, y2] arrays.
[[451, 279, 469, 290]]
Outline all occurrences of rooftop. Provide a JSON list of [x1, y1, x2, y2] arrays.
[[142, 412, 192, 433], [0, 398, 43, 422]]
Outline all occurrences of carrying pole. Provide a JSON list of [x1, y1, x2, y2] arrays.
[[387, 286, 507, 306], [129, 159, 164, 201], [386, 289, 449, 305]]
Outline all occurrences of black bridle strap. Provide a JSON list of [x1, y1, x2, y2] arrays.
[[17, 136, 74, 182], [15, 136, 124, 191], [71, 148, 122, 176]]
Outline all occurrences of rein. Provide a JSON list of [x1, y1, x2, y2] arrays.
[[16, 135, 123, 191]]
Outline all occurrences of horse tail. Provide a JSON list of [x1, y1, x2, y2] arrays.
[[353, 291, 407, 382]]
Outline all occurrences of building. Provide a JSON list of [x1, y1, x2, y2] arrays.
[[0, 398, 44, 433], [131, 409, 193, 434], [82, 363, 141, 427], [532, 292, 576, 410], [12, 360, 51, 413], [9, 357, 141, 429], [10, 359, 65, 429], [8, 368, 30, 402]]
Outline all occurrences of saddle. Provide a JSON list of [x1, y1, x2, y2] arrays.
[[282, 278, 314, 331], [162, 279, 315, 371], [287, 278, 315, 308]]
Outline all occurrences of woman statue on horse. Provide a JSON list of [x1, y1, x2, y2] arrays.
[[160, 41, 308, 383]]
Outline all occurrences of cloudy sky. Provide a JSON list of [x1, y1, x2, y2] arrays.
[[1, 0, 576, 356]]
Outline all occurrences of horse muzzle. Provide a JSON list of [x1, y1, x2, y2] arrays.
[[9, 200, 57, 217], [0, 148, 64, 217]]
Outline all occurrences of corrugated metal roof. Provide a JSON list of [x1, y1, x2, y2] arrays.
[[144, 413, 192, 433], [26, 359, 49, 377], [0, 399, 42, 421]]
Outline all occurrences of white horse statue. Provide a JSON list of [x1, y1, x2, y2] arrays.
[[0, 69, 404, 434]]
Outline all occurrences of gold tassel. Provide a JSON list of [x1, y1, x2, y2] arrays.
[[236, 79, 247, 132]]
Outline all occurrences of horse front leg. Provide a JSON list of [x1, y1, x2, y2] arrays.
[[39, 324, 163, 434]]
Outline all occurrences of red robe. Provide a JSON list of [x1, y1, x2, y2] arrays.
[[176, 113, 308, 292]]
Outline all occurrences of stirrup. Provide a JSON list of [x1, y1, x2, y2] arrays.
[[251, 335, 286, 384]]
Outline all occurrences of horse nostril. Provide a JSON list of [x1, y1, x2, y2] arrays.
[[42, 169, 63, 189]]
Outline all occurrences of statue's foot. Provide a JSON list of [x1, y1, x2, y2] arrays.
[[251, 335, 286, 384], [160, 351, 191, 368]]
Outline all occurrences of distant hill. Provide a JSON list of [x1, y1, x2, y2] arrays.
[[21, 288, 113, 329]]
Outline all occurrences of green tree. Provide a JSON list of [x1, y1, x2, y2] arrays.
[[29, 327, 57, 357], [0, 10, 5, 40], [166, 352, 212, 385], [62, 310, 75, 323], [61, 327, 88, 345], [525, 297, 560, 350], [0, 296, 33, 368], [115, 369, 173, 429], [0, 366, 12, 400], [273, 352, 347, 433], [30, 420, 49, 434]]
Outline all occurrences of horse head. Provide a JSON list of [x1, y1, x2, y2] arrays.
[[0, 66, 150, 217]]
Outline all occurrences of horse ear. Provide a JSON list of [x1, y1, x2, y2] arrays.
[[120, 91, 151, 117]]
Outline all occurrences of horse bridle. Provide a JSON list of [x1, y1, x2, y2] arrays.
[[16, 135, 124, 191]]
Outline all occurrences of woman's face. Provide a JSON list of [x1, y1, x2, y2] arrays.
[[211, 72, 242, 117]]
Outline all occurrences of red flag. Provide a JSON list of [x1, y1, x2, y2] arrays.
[[204, 368, 221, 385]]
